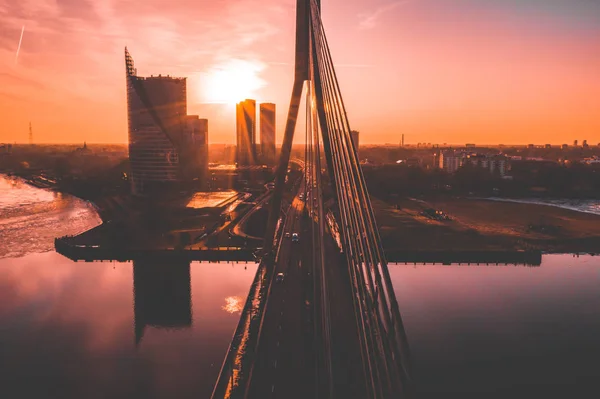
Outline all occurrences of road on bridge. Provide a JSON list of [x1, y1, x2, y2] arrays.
[[246, 181, 314, 398], [246, 181, 367, 398]]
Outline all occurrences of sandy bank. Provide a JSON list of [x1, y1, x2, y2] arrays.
[[373, 197, 600, 253]]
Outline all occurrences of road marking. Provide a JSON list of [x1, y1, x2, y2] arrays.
[[277, 341, 280, 347], [274, 360, 278, 368], [278, 324, 282, 331], [272, 385, 275, 393], [280, 311, 283, 316]]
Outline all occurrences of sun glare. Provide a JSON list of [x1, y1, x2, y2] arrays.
[[201, 59, 265, 104], [222, 296, 243, 314]]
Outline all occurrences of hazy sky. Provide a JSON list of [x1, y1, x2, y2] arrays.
[[1, 0, 599, 145]]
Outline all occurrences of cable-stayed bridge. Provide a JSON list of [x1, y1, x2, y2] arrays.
[[211, 1, 412, 398]]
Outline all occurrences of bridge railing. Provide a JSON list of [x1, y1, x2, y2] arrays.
[[211, 206, 286, 399]]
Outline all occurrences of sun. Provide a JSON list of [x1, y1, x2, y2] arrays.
[[201, 59, 265, 104]]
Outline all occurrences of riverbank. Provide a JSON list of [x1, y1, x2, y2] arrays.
[[374, 196, 600, 253]]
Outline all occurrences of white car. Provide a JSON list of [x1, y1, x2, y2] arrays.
[[292, 233, 299, 242]]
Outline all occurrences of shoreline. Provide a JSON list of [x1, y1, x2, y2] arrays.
[[477, 196, 600, 216]]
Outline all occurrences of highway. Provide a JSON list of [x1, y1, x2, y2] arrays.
[[246, 181, 316, 398], [244, 175, 367, 398]]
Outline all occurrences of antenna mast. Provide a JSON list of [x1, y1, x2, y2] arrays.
[[29, 122, 33, 144]]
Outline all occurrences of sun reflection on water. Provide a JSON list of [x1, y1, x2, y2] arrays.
[[222, 296, 243, 314]]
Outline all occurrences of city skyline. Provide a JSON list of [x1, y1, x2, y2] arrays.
[[2, 2, 600, 397], [1, 0, 600, 145]]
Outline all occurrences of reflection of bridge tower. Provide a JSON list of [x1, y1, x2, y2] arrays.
[[133, 261, 192, 345]]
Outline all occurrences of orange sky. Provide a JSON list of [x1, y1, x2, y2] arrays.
[[1, 0, 599, 145]]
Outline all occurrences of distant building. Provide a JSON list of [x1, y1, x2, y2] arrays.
[[544, 144, 552, 149], [441, 151, 508, 176], [527, 144, 535, 149], [465, 153, 489, 168], [561, 144, 569, 149], [465, 143, 476, 148], [465, 154, 508, 176], [489, 155, 508, 176], [439, 151, 462, 173], [236, 99, 257, 166], [583, 140, 589, 148], [259, 103, 276, 165], [74, 142, 91, 154], [350, 130, 359, 152], [574, 140, 578, 147]]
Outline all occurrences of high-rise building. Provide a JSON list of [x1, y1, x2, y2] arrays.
[[125, 48, 208, 194], [186, 116, 209, 184], [260, 103, 276, 165], [350, 130, 359, 152], [236, 99, 257, 166], [126, 48, 187, 195], [574, 140, 578, 147]]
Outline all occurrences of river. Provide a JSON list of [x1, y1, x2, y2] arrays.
[[1, 175, 599, 398]]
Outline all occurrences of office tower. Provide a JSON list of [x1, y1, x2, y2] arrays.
[[125, 48, 209, 194], [574, 140, 578, 147], [350, 130, 359, 151], [125, 48, 187, 195], [236, 99, 257, 166], [401, 134, 405, 147], [186, 116, 209, 184], [260, 103, 276, 165]]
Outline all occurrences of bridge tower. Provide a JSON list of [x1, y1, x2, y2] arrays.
[[257, 1, 413, 397], [264, 0, 324, 251]]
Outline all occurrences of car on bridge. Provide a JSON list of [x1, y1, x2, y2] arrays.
[[285, 232, 291, 239], [276, 272, 285, 282], [292, 233, 299, 242]]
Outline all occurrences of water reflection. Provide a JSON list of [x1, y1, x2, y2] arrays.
[[133, 261, 192, 345], [222, 296, 243, 314], [0, 252, 258, 399], [391, 255, 600, 398]]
